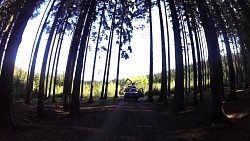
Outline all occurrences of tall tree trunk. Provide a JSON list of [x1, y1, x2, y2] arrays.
[[104, 0, 118, 99], [49, 31, 62, 102], [25, 0, 55, 104], [114, 3, 125, 99], [44, 30, 57, 98], [157, 0, 167, 103], [212, 0, 237, 100], [188, 0, 203, 100], [70, 0, 96, 114], [62, 1, 89, 109], [196, 0, 230, 124], [236, 0, 250, 87], [148, 0, 154, 101], [52, 12, 70, 102], [163, 0, 171, 98], [0, 15, 15, 69], [182, 0, 198, 105], [0, 0, 38, 126], [180, 17, 188, 95], [89, 2, 105, 101], [37, 0, 66, 117], [80, 26, 92, 100], [169, 0, 185, 111]]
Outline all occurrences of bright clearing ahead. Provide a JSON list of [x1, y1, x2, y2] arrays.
[[15, 3, 176, 81]]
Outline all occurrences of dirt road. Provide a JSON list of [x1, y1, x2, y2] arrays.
[[1, 93, 250, 141], [86, 100, 167, 141]]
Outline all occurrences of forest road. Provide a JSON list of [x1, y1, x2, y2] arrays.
[[84, 99, 177, 141]]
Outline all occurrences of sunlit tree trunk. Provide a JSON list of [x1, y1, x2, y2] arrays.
[[0, 16, 15, 69], [0, 0, 39, 126]]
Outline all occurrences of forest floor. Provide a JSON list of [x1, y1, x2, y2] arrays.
[[1, 89, 250, 141]]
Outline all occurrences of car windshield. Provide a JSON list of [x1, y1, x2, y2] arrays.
[[125, 88, 136, 92]]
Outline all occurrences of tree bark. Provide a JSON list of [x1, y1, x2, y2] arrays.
[[62, 1, 89, 109], [196, 0, 230, 124], [37, 0, 66, 117], [168, 0, 185, 111], [89, 2, 105, 101], [0, 0, 39, 126], [157, 0, 167, 103], [104, 0, 118, 99], [25, 0, 55, 104], [70, 0, 96, 115], [212, 0, 237, 100], [148, 0, 154, 101]]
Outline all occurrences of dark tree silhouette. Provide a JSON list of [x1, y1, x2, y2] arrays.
[[0, 0, 40, 126], [211, 0, 237, 100], [71, 0, 96, 115], [62, 0, 90, 109], [169, 0, 185, 111], [37, 0, 66, 117], [196, 0, 229, 124], [147, 0, 154, 101], [157, 0, 167, 103]]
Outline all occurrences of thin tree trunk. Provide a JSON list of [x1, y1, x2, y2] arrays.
[[180, 14, 188, 95], [44, 30, 57, 98], [163, 0, 171, 98], [52, 13, 69, 103], [89, 2, 105, 101], [25, 0, 54, 104], [188, 0, 203, 100], [114, 3, 125, 99], [37, 0, 66, 117], [182, 0, 198, 105], [80, 26, 92, 100], [157, 0, 167, 103], [104, 0, 118, 99], [49, 31, 62, 102], [148, 0, 154, 101]]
